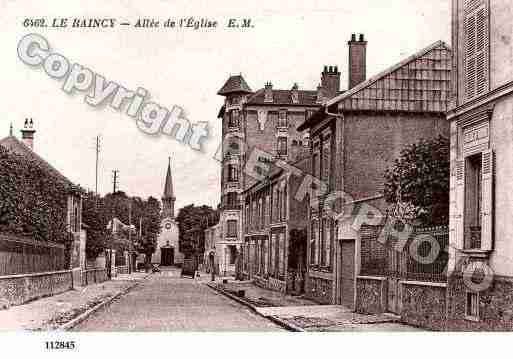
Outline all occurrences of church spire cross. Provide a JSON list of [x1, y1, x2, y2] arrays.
[[9, 122, 13, 136]]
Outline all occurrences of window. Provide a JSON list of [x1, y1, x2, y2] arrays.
[[267, 111, 278, 124], [226, 140, 240, 155], [312, 152, 320, 180], [228, 109, 240, 128], [227, 164, 239, 182], [225, 192, 238, 208], [282, 185, 287, 221], [464, 154, 482, 249], [265, 195, 270, 225], [277, 137, 287, 156], [226, 220, 238, 238], [245, 204, 250, 232], [457, 149, 493, 252], [466, 291, 479, 320], [320, 218, 326, 266], [465, 2, 488, 99], [278, 233, 285, 277], [229, 245, 237, 265], [278, 110, 288, 128], [311, 220, 319, 266], [322, 219, 332, 267], [322, 136, 331, 185], [269, 234, 276, 275]]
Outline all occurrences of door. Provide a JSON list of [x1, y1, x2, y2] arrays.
[[161, 247, 174, 266], [387, 249, 402, 314], [340, 240, 355, 308]]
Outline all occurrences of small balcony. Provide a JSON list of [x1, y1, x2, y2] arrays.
[[464, 226, 482, 250]]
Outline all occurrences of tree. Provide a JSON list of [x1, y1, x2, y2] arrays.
[[81, 191, 161, 262], [383, 136, 450, 225], [81, 190, 111, 260], [176, 204, 219, 258]]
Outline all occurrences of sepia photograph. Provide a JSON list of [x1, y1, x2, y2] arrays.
[[0, 0, 512, 356]]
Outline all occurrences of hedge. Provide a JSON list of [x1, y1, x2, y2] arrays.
[[0, 145, 72, 243]]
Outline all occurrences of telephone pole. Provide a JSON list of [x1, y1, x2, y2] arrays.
[[94, 136, 101, 195], [112, 170, 119, 193]]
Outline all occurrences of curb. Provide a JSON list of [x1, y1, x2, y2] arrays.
[[59, 273, 151, 331], [206, 283, 305, 332]]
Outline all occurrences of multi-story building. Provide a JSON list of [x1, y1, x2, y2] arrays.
[[297, 35, 451, 306], [217, 66, 341, 276], [204, 223, 221, 274], [241, 155, 310, 293], [446, 0, 513, 330]]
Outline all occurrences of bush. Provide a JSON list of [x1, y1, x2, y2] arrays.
[[0, 146, 71, 243]]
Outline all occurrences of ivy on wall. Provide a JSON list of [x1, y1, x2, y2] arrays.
[[0, 146, 72, 243]]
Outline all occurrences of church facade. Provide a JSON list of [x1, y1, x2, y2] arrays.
[[153, 158, 183, 266]]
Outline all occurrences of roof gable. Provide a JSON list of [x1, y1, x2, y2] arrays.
[[217, 75, 252, 95], [327, 41, 452, 113], [0, 135, 72, 185]]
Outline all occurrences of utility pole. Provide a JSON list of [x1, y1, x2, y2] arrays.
[[94, 136, 101, 196], [128, 199, 132, 274], [112, 170, 119, 194]]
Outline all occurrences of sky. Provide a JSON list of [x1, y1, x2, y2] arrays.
[[0, 0, 451, 211]]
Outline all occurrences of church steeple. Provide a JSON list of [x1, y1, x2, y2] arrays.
[[162, 157, 175, 219]]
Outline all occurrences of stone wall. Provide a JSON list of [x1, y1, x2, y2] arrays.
[[355, 276, 387, 314], [305, 274, 333, 304], [446, 274, 513, 331], [0, 270, 73, 306], [401, 281, 447, 331]]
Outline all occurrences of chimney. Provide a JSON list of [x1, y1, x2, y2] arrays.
[[291, 83, 299, 104], [321, 65, 341, 99], [264, 82, 273, 103], [21, 118, 36, 151], [316, 84, 325, 104], [348, 33, 367, 89]]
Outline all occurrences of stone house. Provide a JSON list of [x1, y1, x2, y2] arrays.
[[297, 37, 452, 307], [445, 0, 513, 330]]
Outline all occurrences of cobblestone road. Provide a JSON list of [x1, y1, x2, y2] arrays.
[[73, 267, 283, 331]]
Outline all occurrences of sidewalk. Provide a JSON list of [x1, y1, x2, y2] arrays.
[[0, 271, 149, 331], [208, 279, 420, 332]]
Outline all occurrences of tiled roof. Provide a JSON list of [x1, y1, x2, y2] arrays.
[[298, 41, 452, 131], [246, 89, 319, 106], [217, 75, 252, 95], [0, 135, 73, 186]]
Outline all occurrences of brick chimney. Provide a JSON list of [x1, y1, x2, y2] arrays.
[[21, 118, 35, 151], [348, 33, 367, 89], [321, 65, 341, 99], [291, 83, 299, 104], [316, 83, 325, 104], [264, 82, 273, 103]]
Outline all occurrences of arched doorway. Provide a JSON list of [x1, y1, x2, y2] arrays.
[[161, 247, 174, 266]]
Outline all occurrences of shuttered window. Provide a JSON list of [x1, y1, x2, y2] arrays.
[[465, 2, 488, 99]]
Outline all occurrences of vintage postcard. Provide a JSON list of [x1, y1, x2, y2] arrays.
[[0, 0, 512, 356]]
